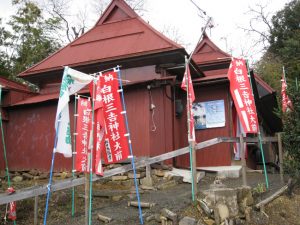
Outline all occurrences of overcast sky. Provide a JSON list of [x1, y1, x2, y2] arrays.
[[0, 0, 292, 63]]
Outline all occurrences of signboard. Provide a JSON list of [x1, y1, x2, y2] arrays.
[[192, 100, 225, 130]]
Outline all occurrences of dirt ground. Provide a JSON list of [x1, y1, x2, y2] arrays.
[[0, 172, 299, 225]]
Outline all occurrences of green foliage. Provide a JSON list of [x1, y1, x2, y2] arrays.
[[255, 0, 300, 87], [0, 0, 61, 80], [255, 0, 300, 179], [269, 0, 300, 80], [282, 86, 300, 179], [8, 1, 61, 76]]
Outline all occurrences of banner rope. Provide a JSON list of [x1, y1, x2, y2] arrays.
[[116, 66, 144, 224], [0, 87, 17, 225], [246, 60, 269, 189]]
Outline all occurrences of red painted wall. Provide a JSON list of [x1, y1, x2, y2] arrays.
[[175, 83, 233, 167]]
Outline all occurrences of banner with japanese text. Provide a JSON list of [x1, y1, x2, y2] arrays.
[[75, 97, 92, 172], [93, 108, 105, 175], [227, 58, 258, 133], [181, 63, 196, 141], [100, 70, 130, 163]]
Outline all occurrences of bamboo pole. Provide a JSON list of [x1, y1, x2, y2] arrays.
[[277, 133, 284, 184], [34, 195, 38, 225]]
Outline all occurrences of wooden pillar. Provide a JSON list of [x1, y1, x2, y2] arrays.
[[240, 134, 247, 186], [277, 133, 284, 184]]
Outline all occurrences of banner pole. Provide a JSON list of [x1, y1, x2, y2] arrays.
[[116, 66, 144, 224], [246, 60, 269, 189], [185, 57, 196, 201], [88, 79, 96, 225], [71, 95, 78, 217], [43, 115, 61, 225]]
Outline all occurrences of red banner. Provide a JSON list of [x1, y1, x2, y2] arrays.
[[181, 63, 195, 141], [227, 58, 258, 133], [94, 109, 105, 175], [89, 78, 103, 110], [281, 74, 293, 112], [75, 97, 91, 172], [100, 70, 130, 163]]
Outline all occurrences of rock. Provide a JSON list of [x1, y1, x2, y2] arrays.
[[203, 218, 215, 225], [161, 208, 177, 223], [12, 175, 23, 182], [140, 185, 156, 191], [179, 217, 197, 225], [29, 169, 39, 176], [39, 172, 49, 180], [157, 180, 177, 190], [172, 175, 184, 184], [112, 195, 123, 201], [197, 220, 206, 225], [140, 177, 153, 187], [153, 169, 165, 177], [111, 175, 128, 181], [214, 203, 229, 224], [151, 163, 171, 170], [244, 207, 252, 222], [203, 188, 238, 217], [121, 179, 136, 187], [22, 172, 33, 180], [237, 186, 254, 213], [128, 172, 146, 179]]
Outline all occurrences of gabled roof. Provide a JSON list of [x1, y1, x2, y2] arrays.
[[19, 0, 184, 78], [192, 32, 231, 65]]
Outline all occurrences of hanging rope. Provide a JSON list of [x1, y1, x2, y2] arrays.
[[116, 66, 144, 224], [0, 87, 17, 225], [246, 60, 269, 189]]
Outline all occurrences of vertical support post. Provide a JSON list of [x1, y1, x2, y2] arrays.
[[34, 195, 38, 225], [277, 133, 284, 184], [239, 134, 247, 186], [85, 173, 89, 225]]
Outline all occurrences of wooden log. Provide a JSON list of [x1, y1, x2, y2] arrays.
[[255, 184, 288, 209], [128, 201, 156, 208], [97, 213, 112, 223], [161, 208, 177, 223]]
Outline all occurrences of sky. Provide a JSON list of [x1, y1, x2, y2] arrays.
[[0, 0, 292, 63]]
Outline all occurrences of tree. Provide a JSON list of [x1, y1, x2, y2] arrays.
[[269, 0, 300, 81], [6, 0, 62, 76], [0, 19, 11, 77]]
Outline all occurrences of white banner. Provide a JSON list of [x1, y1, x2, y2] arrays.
[[55, 67, 94, 157]]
